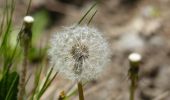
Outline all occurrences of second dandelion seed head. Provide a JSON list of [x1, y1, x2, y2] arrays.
[[48, 25, 110, 82]]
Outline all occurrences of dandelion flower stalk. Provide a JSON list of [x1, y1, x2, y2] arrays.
[[48, 25, 110, 100], [128, 53, 142, 100], [78, 81, 84, 100], [18, 16, 34, 100]]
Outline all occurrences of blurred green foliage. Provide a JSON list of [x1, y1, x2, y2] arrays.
[[32, 10, 49, 43], [0, 72, 19, 100]]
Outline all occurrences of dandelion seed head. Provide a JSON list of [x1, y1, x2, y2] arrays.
[[48, 25, 110, 82]]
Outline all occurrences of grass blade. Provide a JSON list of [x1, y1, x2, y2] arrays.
[[87, 10, 97, 25], [30, 65, 43, 100], [77, 3, 97, 24], [36, 67, 58, 100]]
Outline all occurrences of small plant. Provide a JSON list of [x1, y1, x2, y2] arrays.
[[17, 16, 34, 100], [128, 53, 142, 100]]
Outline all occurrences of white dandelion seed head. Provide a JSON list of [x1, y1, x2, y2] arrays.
[[48, 25, 110, 82]]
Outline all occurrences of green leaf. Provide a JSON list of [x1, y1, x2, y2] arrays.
[[0, 72, 19, 100]]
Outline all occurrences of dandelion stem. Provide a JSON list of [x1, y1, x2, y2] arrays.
[[130, 79, 136, 100], [77, 81, 84, 100], [129, 67, 138, 100], [18, 45, 29, 100]]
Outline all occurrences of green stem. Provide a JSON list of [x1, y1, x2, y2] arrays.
[[77, 81, 84, 100], [18, 47, 28, 100], [130, 80, 136, 100]]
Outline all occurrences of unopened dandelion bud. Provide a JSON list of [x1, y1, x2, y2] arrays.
[[48, 25, 110, 82]]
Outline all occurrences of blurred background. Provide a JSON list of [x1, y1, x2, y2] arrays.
[[1, 0, 170, 100]]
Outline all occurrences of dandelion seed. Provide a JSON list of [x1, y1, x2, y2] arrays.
[[48, 25, 110, 82]]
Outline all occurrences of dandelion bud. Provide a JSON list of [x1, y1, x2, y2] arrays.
[[23, 16, 34, 29], [19, 16, 34, 49], [48, 25, 110, 82], [128, 53, 141, 66], [128, 52, 141, 79]]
